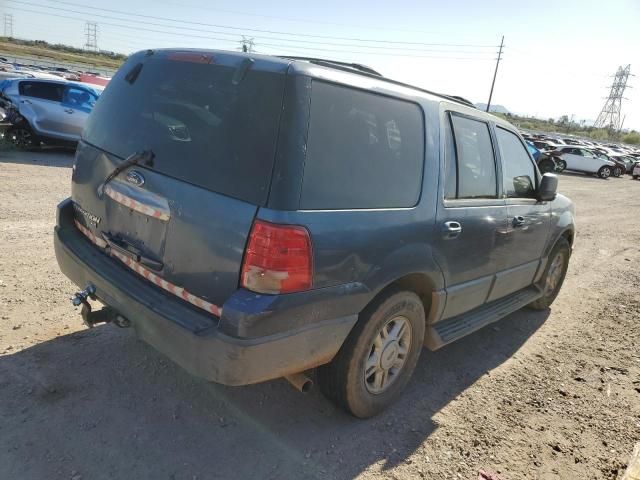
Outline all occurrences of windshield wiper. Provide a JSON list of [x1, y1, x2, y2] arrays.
[[98, 150, 154, 198]]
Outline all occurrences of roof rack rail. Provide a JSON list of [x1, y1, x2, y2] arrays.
[[280, 55, 478, 110], [444, 95, 477, 109], [278, 56, 382, 77]]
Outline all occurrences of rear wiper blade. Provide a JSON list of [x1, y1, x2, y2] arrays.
[[98, 150, 154, 198]]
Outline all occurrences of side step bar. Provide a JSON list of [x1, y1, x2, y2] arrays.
[[425, 286, 542, 350]]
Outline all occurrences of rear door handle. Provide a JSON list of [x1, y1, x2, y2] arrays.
[[442, 221, 462, 239], [64, 108, 74, 114], [512, 215, 526, 227]]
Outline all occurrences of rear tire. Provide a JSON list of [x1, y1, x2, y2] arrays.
[[597, 166, 611, 179], [613, 166, 622, 177], [555, 159, 567, 172], [528, 238, 570, 310], [317, 290, 425, 418]]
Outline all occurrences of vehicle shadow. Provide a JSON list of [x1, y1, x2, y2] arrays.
[[0, 307, 549, 480], [0, 146, 75, 167]]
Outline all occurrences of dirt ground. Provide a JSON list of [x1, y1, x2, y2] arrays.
[[1, 149, 639, 480]]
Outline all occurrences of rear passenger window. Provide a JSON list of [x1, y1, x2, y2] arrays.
[[448, 114, 497, 199], [300, 82, 424, 209], [18, 81, 64, 102], [496, 128, 536, 198]]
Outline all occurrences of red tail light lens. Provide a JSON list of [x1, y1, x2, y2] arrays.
[[241, 220, 313, 294]]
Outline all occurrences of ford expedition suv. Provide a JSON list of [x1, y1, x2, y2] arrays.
[[54, 49, 575, 418]]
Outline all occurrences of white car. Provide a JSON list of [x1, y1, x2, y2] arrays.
[[552, 146, 617, 179]]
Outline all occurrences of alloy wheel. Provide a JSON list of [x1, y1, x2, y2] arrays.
[[364, 316, 412, 394], [544, 252, 565, 297]]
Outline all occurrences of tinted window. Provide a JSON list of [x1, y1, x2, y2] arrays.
[[19, 81, 64, 101], [83, 55, 285, 205], [496, 128, 536, 198], [300, 82, 424, 209], [63, 87, 97, 109], [450, 114, 497, 199]]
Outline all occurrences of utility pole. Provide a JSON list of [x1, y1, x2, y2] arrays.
[[485, 35, 504, 113], [84, 21, 98, 51], [4, 13, 14, 38], [594, 65, 631, 131], [240, 36, 255, 53]]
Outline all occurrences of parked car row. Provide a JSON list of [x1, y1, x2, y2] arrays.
[[522, 132, 640, 180], [0, 59, 111, 86]]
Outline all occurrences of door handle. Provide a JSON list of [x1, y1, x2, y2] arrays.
[[442, 221, 462, 239], [512, 215, 526, 227], [64, 108, 74, 114]]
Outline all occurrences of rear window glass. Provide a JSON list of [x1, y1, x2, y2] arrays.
[[300, 81, 424, 209], [83, 55, 285, 205]]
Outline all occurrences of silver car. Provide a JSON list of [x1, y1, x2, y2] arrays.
[[0, 78, 102, 148]]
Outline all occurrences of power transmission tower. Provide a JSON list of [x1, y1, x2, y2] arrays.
[[84, 21, 98, 51], [4, 13, 14, 37], [594, 64, 631, 131], [239, 36, 255, 53], [485, 35, 504, 112]]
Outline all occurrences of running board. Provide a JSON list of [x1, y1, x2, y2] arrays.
[[425, 286, 542, 350]]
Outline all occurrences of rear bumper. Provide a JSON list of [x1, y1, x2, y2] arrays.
[[54, 198, 360, 386]]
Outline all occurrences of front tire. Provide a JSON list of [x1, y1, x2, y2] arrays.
[[317, 290, 425, 418], [597, 166, 611, 179], [528, 238, 570, 310], [7, 124, 40, 150]]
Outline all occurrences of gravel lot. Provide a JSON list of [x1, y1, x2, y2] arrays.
[[1, 149, 639, 480]]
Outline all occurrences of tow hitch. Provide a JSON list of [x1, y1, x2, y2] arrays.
[[71, 284, 131, 329]]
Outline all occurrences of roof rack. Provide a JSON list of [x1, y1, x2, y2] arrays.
[[280, 55, 477, 110], [278, 56, 382, 77]]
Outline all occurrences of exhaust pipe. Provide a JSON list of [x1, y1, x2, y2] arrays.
[[284, 373, 313, 393]]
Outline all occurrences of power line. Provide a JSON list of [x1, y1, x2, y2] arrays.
[[154, 0, 463, 36], [4, 6, 499, 61], [8, 0, 499, 49]]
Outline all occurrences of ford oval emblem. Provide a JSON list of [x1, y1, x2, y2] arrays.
[[126, 170, 145, 187]]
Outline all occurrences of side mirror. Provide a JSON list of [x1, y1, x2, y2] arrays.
[[538, 173, 558, 201]]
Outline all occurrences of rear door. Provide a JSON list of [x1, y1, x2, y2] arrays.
[[72, 51, 288, 311], [490, 126, 550, 299], [563, 148, 586, 171], [17, 80, 66, 137], [434, 109, 508, 319]]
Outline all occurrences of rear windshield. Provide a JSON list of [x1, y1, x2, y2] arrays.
[[83, 54, 285, 205]]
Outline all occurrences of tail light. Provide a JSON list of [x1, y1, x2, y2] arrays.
[[241, 220, 313, 294]]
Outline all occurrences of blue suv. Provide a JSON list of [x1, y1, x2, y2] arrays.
[[54, 50, 575, 417]]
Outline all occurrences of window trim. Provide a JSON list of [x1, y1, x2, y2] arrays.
[[444, 111, 501, 202], [494, 125, 540, 199]]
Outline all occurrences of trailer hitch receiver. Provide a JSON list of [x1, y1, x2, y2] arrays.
[[70, 284, 130, 328]]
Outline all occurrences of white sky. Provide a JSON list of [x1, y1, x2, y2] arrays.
[[3, 0, 639, 129]]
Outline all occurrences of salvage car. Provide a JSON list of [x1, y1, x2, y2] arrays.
[[54, 50, 575, 418], [550, 146, 617, 178], [0, 78, 101, 148]]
